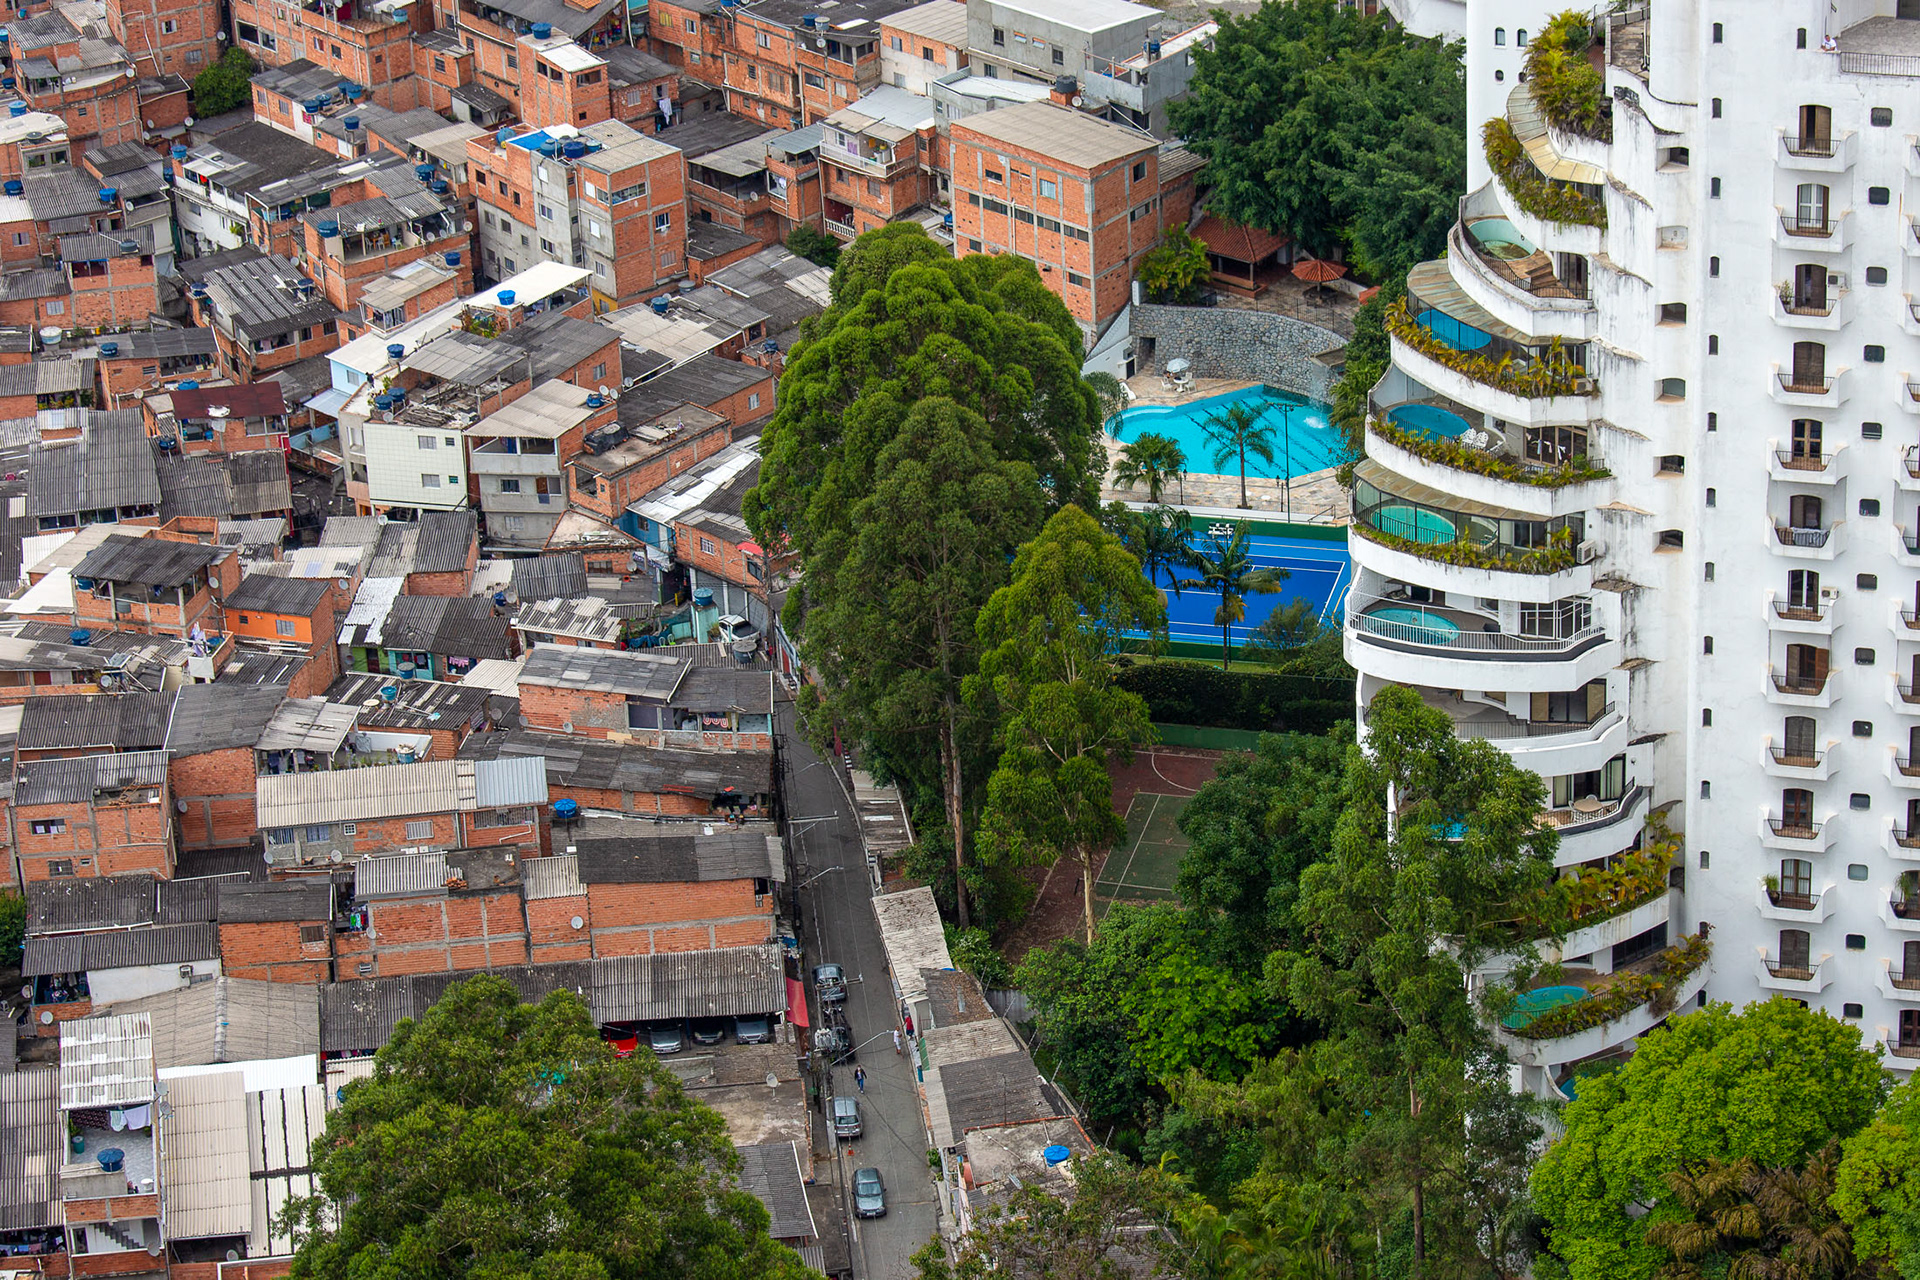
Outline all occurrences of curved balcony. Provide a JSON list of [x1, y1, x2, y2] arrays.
[[1345, 594, 1618, 692], [1891, 676, 1920, 718], [1350, 460, 1595, 596], [1772, 209, 1851, 253], [1755, 952, 1831, 994], [1768, 442, 1846, 486], [1759, 810, 1834, 851], [1452, 701, 1628, 778], [1767, 666, 1834, 709], [1764, 738, 1834, 780], [1362, 414, 1609, 521], [1897, 525, 1920, 568], [1757, 881, 1836, 924], [1550, 889, 1674, 965], [1496, 935, 1711, 1069], [1769, 367, 1848, 409], [1898, 444, 1920, 493], [1386, 334, 1598, 429], [1545, 784, 1649, 866], [1888, 823, 1920, 863], [1348, 523, 1594, 601], [1768, 593, 1837, 638], [1771, 285, 1851, 332], [1777, 129, 1857, 173], [1889, 752, 1920, 791], [1879, 964, 1920, 1003], [1884, 895, 1920, 934], [1446, 217, 1594, 342], [1771, 521, 1842, 562]]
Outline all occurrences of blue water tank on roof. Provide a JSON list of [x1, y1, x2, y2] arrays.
[[386, 342, 405, 359], [414, 162, 434, 179], [444, 250, 460, 266], [179, 379, 199, 389], [171, 144, 187, 159], [3, 179, 21, 196], [317, 220, 339, 236], [562, 139, 586, 159], [430, 179, 449, 194], [586, 393, 604, 407], [343, 115, 359, 131], [99, 341, 117, 356], [498, 289, 516, 306], [6, 102, 24, 118], [344, 83, 363, 99], [68, 628, 90, 646], [554, 798, 579, 821], [97, 187, 115, 204], [531, 20, 551, 36]]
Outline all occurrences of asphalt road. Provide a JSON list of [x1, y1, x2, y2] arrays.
[[781, 701, 939, 1280]]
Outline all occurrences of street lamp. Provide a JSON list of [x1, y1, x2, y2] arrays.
[[797, 865, 844, 890], [1279, 399, 1296, 523]]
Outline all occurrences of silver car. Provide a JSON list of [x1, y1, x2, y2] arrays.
[[852, 1167, 885, 1218]]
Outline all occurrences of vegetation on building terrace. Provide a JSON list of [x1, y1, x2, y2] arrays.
[[1385, 297, 1598, 398], [1369, 416, 1611, 487], [1483, 116, 1609, 230], [1526, 12, 1613, 142], [1351, 520, 1581, 575], [1507, 932, 1711, 1040]]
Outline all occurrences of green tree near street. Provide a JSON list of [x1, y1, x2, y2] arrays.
[[1137, 227, 1212, 304], [283, 975, 817, 1280], [970, 505, 1165, 943], [1177, 523, 1286, 669], [192, 48, 257, 118], [1113, 432, 1188, 505], [1200, 402, 1278, 510], [1171, 0, 1465, 275], [797, 397, 1044, 929], [1836, 1073, 1920, 1277], [1531, 999, 1889, 1280]]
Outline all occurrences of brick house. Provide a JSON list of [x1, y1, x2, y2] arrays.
[[13, 749, 174, 882], [254, 753, 543, 869], [335, 846, 529, 977], [566, 819, 779, 955], [194, 254, 346, 384], [572, 125, 689, 309], [949, 96, 1201, 334], [466, 726, 774, 819], [223, 573, 347, 688], [105, 0, 221, 79], [14, 689, 173, 764], [340, 593, 514, 682], [879, 0, 968, 94], [302, 191, 471, 316], [160, 382, 290, 454], [69, 531, 235, 643], [56, 225, 158, 328], [231, 0, 433, 112], [5, 11, 143, 149], [567, 402, 735, 530], [323, 670, 498, 760], [163, 683, 291, 851], [445, 0, 629, 125], [216, 879, 337, 983], [649, 0, 892, 129], [95, 329, 217, 409], [818, 87, 939, 237], [25, 416, 162, 531], [517, 644, 775, 748]]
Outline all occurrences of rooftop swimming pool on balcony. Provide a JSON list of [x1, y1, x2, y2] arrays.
[[1386, 403, 1471, 441], [1111, 385, 1341, 480], [1466, 216, 1536, 261]]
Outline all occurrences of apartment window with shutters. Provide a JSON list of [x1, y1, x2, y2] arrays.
[[405, 820, 433, 840]]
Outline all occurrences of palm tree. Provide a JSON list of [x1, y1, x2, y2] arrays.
[[1115, 505, 1191, 599], [1113, 432, 1188, 505], [1201, 402, 1281, 509], [1645, 1143, 1867, 1280], [1178, 523, 1287, 669], [1084, 370, 1131, 427]]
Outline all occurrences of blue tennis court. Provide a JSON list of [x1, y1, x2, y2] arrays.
[[1144, 525, 1351, 649]]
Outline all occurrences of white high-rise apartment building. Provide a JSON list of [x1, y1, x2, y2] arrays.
[[1347, 0, 1920, 1097]]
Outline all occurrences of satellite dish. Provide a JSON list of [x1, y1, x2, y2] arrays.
[[1072, 94, 1083, 106], [262, 851, 274, 864], [570, 915, 584, 930], [39, 1010, 53, 1024], [329, 850, 343, 862]]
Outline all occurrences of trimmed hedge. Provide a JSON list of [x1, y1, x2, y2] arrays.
[[1116, 661, 1354, 736]]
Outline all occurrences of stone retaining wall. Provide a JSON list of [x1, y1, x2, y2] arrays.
[[1131, 303, 1345, 401]]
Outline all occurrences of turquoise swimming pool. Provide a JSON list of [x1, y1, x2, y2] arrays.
[[1468, 216, 1535, 261], [1387, 403, 1471, 441], [1365, 605, 1461, 645], [1369, 504, 1458, 545], [1113, 385, 1341, 481], [1503, 985, 1588, 1030]]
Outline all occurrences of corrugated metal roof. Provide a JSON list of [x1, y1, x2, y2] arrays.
[[521, 853, 584, 901], [24, 417, 157, 524], [463, 727, 772, 797], [473, 754, 547, 808], [256, 758, 477, 827], [165, 684, 288, 756], [517, 643, 685, 698], [320, 963, 593, 1053], [590, 944, 785, 1023], [573, 821, 776, 885], [508, 554, 587, 600], [247, 1082, 326, 1255], [23, 922, 218, 977], [225, 574, 330, 616], [872, 887, 950, 1003], [0, 1069, 59, 1230], [15, 749, 169, 807], [155, 874, 239, 926], [738, 1141, 816, 1240], [59, 1013, 155, 1109], [158, 1069, 251, 1240], [254, 697, 359, 754], [355, 850, 449, 898], [512, 595, 623, 644], [105, 979, 320, 1069], [215, 881, 332, 925], [26, 875, 156, 934], [16, 689, 173, 752], [73, 530, 222, 588]]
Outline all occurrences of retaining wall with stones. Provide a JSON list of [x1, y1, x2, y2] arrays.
[[1131, 303, 1345, 401]]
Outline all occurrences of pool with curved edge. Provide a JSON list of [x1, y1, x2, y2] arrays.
[[1369, 504, 1458, 545], [1364, 604, 1461, 645], [1467, 216, 1536, 261], [1387, 403, 1471, 442], [1502, 985, 1588, 1030], [1112, 385, 1341, 481]]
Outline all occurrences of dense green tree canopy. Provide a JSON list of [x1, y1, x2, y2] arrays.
[[1531, 999, 1889, 1280], [286, 976, 816, 1280], [1171, 0, 1465, 275], [193, 49, 258, 118], [1836, 1073, 1920, 1278]]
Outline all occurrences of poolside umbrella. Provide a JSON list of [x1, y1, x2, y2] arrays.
[[1293, 257, 1348, 298]]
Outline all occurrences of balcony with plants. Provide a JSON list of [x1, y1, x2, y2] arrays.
[[1350, 463, 1592, 585], [1447, 191, 1594, 338], [1483, 116, 1606, 235], [1494, 931, 1711, 1066], [1512, 835, 1675, 958], [1386, 283, 1599, 402], [1365, 390, 1610, 499], [1525, 12, 1613, 143]]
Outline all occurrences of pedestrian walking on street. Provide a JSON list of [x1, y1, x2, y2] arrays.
[[854, 1067, 866, 1093], [892, 1029, 902, 1055]]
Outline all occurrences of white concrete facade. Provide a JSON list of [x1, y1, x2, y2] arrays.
[[1349, 0, 1920, 1093]]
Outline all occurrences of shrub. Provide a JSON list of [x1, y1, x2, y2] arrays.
[[1525, 12, 1612, 141], [1483, 116, 1608, 229], [1369, 416, 1610, 486], [1113, 660, 1354, 735], [192, 48, 256, 119], [1385, 297, 1597, 397], [784, 224, 841, 269], [1510, 933, 1711, 1039], [1349, 521, 1580, 575]]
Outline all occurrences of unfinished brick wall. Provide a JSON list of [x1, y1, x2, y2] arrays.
[[526, 893, 592, 962], [220, 919, 333, 983], [168, 747, 259, 850], [363, 890, 529, 975], [585, 879, 771, 956]]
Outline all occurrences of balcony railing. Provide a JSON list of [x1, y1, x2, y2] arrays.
[[1766, 888, 1821, 911], [1774, 449, 1831, 471], [1899, 681, 1920, 704], [1543, 782, 1644, 834], [1784, 134, 1839, 158], [1766, 817, 1822, 839], [1769, 745, 1825, 767], [1895, 826, 1920, 848], [1774, 524, 1831, 548], [1771, 671, 1829, 696], [1349, 598, 1608, 658], [1764, 957, 1819, 980], [1902, 610, 1920, 630], [1780, 216, 1835, 238], [1904, 444, 1920, 478], [1453, 703, 1617, 741], [1892, 896, 1920, 920], [1892, 968, 1920, 991], [1899, 757, 1920, 777], [1773, 600, 1828, 622], [1777, 373, 1835, 395]]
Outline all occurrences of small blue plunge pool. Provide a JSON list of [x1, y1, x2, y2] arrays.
[[1387, 403, 1471, 442], [1503, 986, 1589, 1030]]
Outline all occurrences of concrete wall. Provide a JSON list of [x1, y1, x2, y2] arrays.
[[1130, 303, 1343, 401]]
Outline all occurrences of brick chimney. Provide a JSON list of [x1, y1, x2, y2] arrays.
[[1050, 75, 1077, 107]]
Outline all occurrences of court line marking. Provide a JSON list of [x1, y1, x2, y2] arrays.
[[1098, 791, 1160, 893]]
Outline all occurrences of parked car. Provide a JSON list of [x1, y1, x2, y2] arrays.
[[602, 1029, 640, 1058], [689, 1017, 727, 1046], [734, 1015, 773, 1045], [813, 963, 847, 1004], [830, 1094, 862, 1139], [648, 1021, 684, 1055], [852, 1167, 886, 1218]]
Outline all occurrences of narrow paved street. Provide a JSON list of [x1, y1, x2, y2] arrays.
[[781, 701, 939, 1279]]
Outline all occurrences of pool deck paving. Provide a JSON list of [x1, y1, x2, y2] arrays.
[[1101, 376, 1352, 524]]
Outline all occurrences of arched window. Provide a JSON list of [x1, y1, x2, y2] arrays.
[[1516, 28, 1528, 45], [1494, 27, 1506, 45]]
